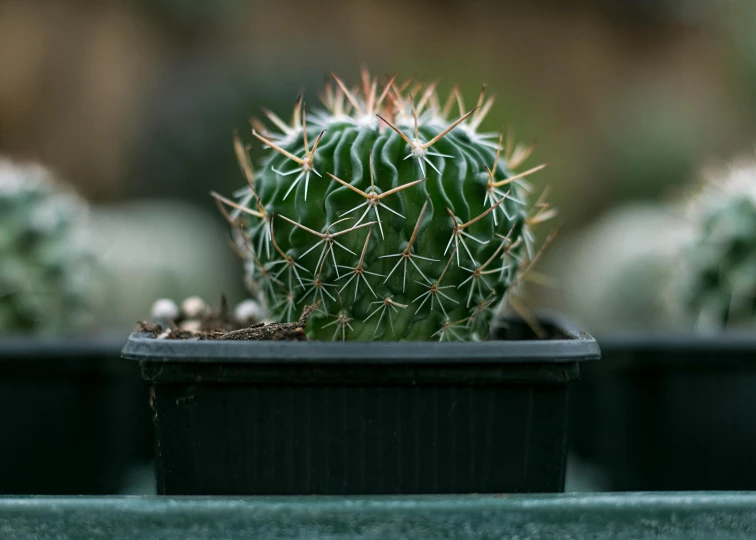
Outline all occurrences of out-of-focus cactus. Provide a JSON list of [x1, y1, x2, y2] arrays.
[[676, 155, 756, 329], [0, 159, 93, 334], [214, 70, 554, 341], [546, 204, 693, 335]]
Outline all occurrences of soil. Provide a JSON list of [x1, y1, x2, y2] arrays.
[[137, 302, 319, 341]]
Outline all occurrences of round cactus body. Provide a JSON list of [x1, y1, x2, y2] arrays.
[[217, 71, 552, 341], [0, 159, 93, 334], [677, 156, 756, 329]]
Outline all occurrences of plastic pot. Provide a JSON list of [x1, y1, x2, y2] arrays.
[[0, 336, 152, 494], [122, 316, 599, 495], [571, 334, 756, 491]]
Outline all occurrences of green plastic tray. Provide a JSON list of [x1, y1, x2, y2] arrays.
[[1, 493, 755, 539]]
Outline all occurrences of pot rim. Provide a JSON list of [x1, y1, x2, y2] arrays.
[[121, 313, 600, 365]]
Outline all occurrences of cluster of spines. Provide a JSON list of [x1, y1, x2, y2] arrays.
[[215, 70, 554, 341]]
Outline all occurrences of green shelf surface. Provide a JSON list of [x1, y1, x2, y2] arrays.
[[1, 493, 755, 539]]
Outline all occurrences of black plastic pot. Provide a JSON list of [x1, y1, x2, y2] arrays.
[[0, 336, 152, 494], [571, 334, 756, 491], [122, 316, 599, 495]]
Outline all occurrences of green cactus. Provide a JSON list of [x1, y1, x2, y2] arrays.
[[675, 156, 756, 330], [215, 71, 553, 341], [0, 159, 93, 334]]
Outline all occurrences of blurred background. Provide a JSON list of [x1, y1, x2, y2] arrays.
[[2, 0, 755, 333]]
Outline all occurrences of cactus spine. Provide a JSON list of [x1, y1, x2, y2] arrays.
[[0, 159, 93, 334], [216, 70, 553, 341]]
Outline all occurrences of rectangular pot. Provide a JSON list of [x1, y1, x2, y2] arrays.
[[571, 334, 756, 491], [0, 336, 152, 494], [122, 316, 599, 495]]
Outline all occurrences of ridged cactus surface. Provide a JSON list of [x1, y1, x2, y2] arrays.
[[678, 156, 756, 329], [216, 71, 552, 341], [0, 159, 92, 334]]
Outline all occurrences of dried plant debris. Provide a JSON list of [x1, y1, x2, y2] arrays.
[[138, 297, 318, 341]]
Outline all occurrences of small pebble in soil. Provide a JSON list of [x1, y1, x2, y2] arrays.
[[234, 299, 265, 325], [137, 302, 319, 341], [181, 296, 208, 319], [179, 319, 202, 333], [150, 298, 179, 321]]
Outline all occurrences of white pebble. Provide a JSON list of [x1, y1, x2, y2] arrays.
[[150, 298, 179, 321], [179, 320, 202, 333], [234, 299, 265, 325], [181, 296, 208, 319]]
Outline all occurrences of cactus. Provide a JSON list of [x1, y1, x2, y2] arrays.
[[550, 204, 693, 334], [676, 155, 756, 329], [0, 158, 93, 334], [215, 70, 553, 341]]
